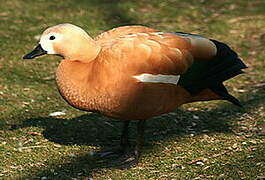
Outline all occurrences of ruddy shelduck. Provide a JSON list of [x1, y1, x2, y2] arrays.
[[23, 23, 247, 163]]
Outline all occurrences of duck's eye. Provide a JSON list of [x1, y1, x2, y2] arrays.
[[49, 35, 56, 40]]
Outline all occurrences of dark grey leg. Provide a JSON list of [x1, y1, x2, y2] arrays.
[[97, 121, 130, 157], [115, 120, 146, 167], [120, 120, 130, 153], [99, 120, 146, 168], [134, 120, 146, 160]]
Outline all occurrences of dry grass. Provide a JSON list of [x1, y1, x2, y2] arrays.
[[0, 0, 264, 179]]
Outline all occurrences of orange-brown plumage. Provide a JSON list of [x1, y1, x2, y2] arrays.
[[54, 28, 211, 120]]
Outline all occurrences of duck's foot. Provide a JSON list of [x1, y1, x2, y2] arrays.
[[95, 141, 142, 168], [96, 144, 131, 158], [102, 146, 141, 168], [108, 153, 139, 169]]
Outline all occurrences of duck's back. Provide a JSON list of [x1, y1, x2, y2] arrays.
[[94, 25, 159, 44]]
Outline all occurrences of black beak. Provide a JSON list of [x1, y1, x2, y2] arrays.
[[23, 44, 47, 59]]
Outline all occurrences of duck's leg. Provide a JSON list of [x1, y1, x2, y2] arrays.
[[104, 120, 146, 168], [119, 120, 130, 153], [134, 119, 146, 161], [118, 119, 146, 167], [98, 121, 130, 157]]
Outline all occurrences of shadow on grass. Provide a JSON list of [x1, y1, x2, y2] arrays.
[[17, 87, 265, 179]]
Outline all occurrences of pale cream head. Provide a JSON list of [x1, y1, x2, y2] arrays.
[[39, 23, 101, 61]]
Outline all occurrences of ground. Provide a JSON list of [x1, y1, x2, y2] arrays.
[[0, 0, 264, 179]]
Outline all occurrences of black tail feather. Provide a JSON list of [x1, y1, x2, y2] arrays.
[[178, 39, 247, 106], [210, 83, 243, 107], [201, 39, 247, 84]]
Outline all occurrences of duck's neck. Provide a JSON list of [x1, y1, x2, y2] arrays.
[[63, 37, 101, 62], [55, 60, 101, 111]]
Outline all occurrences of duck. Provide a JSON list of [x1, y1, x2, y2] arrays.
[[23, 23, 247, 163]]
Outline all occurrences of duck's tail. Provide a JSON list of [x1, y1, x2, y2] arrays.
[[179, 39, 247, 106]]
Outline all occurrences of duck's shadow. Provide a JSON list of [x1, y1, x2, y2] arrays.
[[22, 106, 232, 149], [25, 113, 124, 147]]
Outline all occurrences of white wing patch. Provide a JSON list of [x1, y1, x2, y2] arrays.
[[133, 73, 180, 85]]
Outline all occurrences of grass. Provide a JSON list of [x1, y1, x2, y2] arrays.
[[0, 0, 265, 179]]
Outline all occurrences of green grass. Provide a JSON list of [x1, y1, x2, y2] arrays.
[[1, 0, 265, 179]]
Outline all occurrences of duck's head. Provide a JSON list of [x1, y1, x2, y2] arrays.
[[23, 23, 101, 61]]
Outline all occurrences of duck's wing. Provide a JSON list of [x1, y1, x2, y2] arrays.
[[95, 25, 159, 44], [100, 32, 217, 75], [99, 32, 247, 106]]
